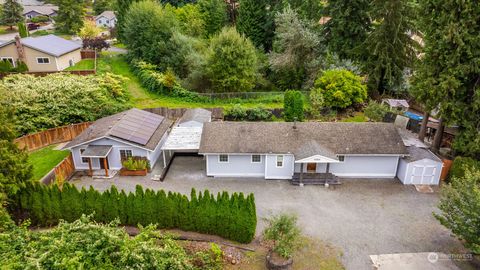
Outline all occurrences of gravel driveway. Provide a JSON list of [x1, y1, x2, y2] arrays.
[[71, 156, 464, 270]]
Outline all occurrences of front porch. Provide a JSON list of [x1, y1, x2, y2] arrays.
[[291, 172, 340, 186], [293, 155, 342, 186]]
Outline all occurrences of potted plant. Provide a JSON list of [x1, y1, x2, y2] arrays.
[[263, 214, 301, 270], [120, 157, 149, 176]]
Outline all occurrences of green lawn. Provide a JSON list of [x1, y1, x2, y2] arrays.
[[28, 145, 70, 181], [0, 25, 17, 34], [96, 52, 283, 109], [65, 59, 95, 71], [340, 112, 367, 122]]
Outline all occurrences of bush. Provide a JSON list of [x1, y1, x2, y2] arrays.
[[263, 214, 301, 259], [122, 157, 148, 170], [11, 183, 257, 243], [310, 69, 367, 110], [225, 104, 272, 121], [82, 37, 110, 51], [0, 60, 14, 72], [0, 73, 130, 135], [363, 100, 392, 122], [283, 90, 304, 121], [30, 15, 50, 23], [0, 214, 222, 269], [449, 156, 480, 181]]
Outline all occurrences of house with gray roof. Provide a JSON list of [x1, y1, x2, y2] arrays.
[[64, 109, 172, 177], [95, 11, 116, 28], [199, 122, 412, 182], [0, 35, 81, 72], [23, 4, 57, 19]]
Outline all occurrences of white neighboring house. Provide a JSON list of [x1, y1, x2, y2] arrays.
[[199, 122, 411, 181], [23, 4, 58, 20], [64, 109, 172, 177], [95, 11, 116, 28]]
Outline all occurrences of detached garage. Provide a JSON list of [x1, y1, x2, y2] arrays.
[[397, 146, 443, 185]]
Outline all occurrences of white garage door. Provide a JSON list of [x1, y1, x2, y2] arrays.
[[411, 165, 437, 185]]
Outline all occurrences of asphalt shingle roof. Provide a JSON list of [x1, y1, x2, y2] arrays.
[[21, 35, 81, 57], [199, 122, 408, 157]]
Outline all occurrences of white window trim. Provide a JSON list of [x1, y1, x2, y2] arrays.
[[218, 154, 229, 163], [119, 149, 133, 160], [80, 148, 89, 164], [36, 57, 50, 64], [0, 57, 15, 67], [276, 155, 284, 168], [251, 154, 261, 163]]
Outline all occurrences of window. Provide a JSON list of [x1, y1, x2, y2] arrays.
[[80, 149, 89, 163], [0, 57, 14, 66], [120, 150, 132, 161], [251, 155, 261, 163], [99, 19, 102, 24], [37, 57, 50, 64], [276, 155, 283, 167], [218, 154, 229, 163], [106, 20, 109, 23], [338, 155, 345, 162]]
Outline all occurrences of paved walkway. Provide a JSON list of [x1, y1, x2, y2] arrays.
[[71, 156, 465, 270]]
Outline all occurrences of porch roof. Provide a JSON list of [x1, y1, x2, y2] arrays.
[[81, 145, 112, 158]]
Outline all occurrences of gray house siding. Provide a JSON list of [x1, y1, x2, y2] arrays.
[[329, 156, 400, 178], [206, 154, 265, 177], [149, 132, 168, 168], [71, 137, 150, 171], [264, 154, 294, 179]]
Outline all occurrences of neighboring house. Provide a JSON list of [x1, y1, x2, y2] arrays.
[[64, 109, 172, 177], [199, 122, 410, 180], [95, 11, 116, 28], [0, 35, 81, 72], [23, 4, 58, 19]]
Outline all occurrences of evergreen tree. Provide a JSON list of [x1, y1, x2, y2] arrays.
[[198, 0, 227, 37], [236, 0, 269, 50], [115, 0, 138, 41], [118, 190, 128, 224], [41, 186, 53, 226], [412, 0, 480, 157], [283, 90, 304, 122], [31, 186, 44, 225], [362, 0, 419, 95], [125, 192, 135, 225], [50, 185, 61, 222], [55, 0, 84, 34], [93, 0, 114, 15], [0, 99, 32, 202], [323, 0, 371, 60], [17, 22, 28, 38], [1, 0, 23, 30], [132, 185, 144, 225]]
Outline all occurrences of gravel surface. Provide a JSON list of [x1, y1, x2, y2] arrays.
[[71, 156, 464, 270]]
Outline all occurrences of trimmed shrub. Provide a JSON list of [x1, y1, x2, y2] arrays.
[[30, 15, 50, 23], [449, 156, 480, 181], [363, 100, 392, 122], [11, 183, 257, 243], [225, 104, 272, 121], [283, 90, 304, 122]]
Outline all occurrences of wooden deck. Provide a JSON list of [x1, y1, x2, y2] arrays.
[[290, 172, 341, 186]]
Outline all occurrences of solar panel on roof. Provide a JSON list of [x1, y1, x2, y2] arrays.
[[109, 110, 164, 145]]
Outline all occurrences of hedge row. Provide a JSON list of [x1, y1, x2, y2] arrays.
[[11, 183, 257, 243], [449, 156, 480, 181], [130, 60, 209, 103]]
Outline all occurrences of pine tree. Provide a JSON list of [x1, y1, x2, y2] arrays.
[[50, 184, 61, 222], [412, 0, 480, 157], [363, 0, 419, 95], [198, 0, 227, 37], [55, 0, 84, 34], [283, 90, 304, 122], [1, 0, 23, 30], [236, 0, 269, 50], [116, 0, 138, 42], [323, 0, 371, 60]]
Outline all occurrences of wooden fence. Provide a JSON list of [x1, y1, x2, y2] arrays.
[[143, 107, 224, 121], [41, 153, 76, 185], [80, 50, 96, 59], [14, 122, 91, 152]]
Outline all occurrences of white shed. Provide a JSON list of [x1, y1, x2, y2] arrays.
[[397, 146, 443, 185]]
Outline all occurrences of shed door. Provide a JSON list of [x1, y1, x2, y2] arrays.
[[411, 165, 437, 185]]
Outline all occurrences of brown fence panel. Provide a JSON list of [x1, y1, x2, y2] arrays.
[[15, 122, 91, 151], [80, 50, 96, 59], [41, 153, 76, 184]]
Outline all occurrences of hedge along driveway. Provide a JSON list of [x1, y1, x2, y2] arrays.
[[11, 183, 256, 243]]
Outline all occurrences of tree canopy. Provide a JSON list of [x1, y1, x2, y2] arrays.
[[1, 0, 23, 29], [236, 0, 269, 50], [55, 0, 84, 34], [197, 0, 227, 37], [412, 0, 480, 157]]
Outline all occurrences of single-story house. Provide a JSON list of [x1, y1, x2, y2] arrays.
[[64, 109, 172, 177], [199, 122, 410, 180], [0, 35, 82, 72], [95, 11, 116, 28], [23, 4, 58, 19]]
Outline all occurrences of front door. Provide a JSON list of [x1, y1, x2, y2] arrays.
[[306, 163, 316, 173], [99, 158, 109, 170]]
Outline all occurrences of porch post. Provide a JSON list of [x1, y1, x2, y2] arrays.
[[103, 158, 109, 177], [300, 163, 304, 183], [326, 163, 330, 173], [87, 158, 93, 176], [163, 150, 166, 168]]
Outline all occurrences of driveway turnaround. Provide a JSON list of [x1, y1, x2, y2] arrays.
[[71, 156, 465, 270]]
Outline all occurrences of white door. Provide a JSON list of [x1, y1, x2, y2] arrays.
[[411, 165, 437, 184]]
